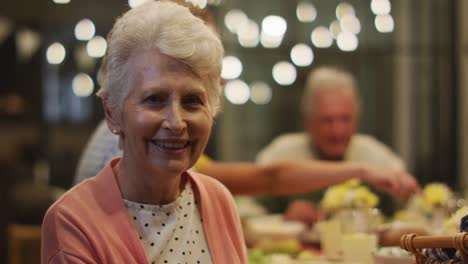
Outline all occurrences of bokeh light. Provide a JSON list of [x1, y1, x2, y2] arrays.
[[329, 20, 342, 39], [72, 73, 94, 97], [224, 80, 250, 105], [375, 14, 394, 33], [371, 0, 391, 15], [290, 43, 314, 67], [53, 0, 71, 4], [221, 56, 243, 80], [46, 42, 66, 65], [336, 32, 358, 51], [336, 2, 355, 20], [74, 19, 95, 41], [250, 81, 272, 104], [340, 14, 361, 34], [237, 20, 259, 48], [262, 15, 287, 37], [224, 9, 248, 34], [86, 36, 107, 58], [272, 61, 297, 86], [296, 2, 317, 23], [311, 26, 333, 48], [15, 29, 41, 62], [128, 0, 149, 8], [260, 32, 283, 48]]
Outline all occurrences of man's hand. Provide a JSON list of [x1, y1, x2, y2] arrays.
[[360, 164, 420, 199]]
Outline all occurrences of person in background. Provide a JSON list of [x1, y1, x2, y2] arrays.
[[74, 103, 418, 225], [256, 66, 418, 221], [75, 119, 417, 197], [42, 1, 246, 263]]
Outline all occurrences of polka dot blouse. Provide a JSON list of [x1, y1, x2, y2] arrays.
[[124, 182, 212, 264]]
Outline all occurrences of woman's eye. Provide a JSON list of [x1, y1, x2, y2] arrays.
[[144, 95, 165, 104], [183, 95, 203, 106]]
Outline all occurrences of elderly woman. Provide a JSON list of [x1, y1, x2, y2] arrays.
[[41, 1, 246, 263]]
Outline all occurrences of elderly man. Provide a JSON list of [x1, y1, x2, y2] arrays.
[[256, 66, 416, 220]]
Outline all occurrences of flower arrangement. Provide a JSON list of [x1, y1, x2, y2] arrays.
[[404, 183, 455, 215], [443, 206, 468, 235], [321, 179, 379, 212], [421, 183, 454, 209]]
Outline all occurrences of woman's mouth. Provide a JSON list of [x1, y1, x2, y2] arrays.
[[150, 140, 192, 152]]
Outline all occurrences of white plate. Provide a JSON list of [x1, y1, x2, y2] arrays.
[[244, 214, 306, 240]]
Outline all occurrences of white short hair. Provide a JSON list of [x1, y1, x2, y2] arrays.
[[96, 0, 224, 116], [301, 66, 360, 115]]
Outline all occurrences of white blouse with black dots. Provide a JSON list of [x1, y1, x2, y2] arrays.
[[124, 182, 212, 264]]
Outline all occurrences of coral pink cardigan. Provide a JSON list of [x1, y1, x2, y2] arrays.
[[42, 158, 247, 263]]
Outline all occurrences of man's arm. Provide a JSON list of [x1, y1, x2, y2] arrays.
[[198, 160, 420, 199]]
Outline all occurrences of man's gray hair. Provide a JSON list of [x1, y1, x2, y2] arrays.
[[96, 0, 224, 116], [301, 66, 360, 115]]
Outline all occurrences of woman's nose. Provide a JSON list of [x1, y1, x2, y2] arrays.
[[162, 103, 186, 133]]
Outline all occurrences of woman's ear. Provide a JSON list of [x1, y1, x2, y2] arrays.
[[102, 98, 121, 135]]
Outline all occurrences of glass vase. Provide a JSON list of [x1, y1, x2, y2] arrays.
[[332, 208, 374, 234]]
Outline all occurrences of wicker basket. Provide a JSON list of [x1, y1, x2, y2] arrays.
[[400, 232, 468, 264]]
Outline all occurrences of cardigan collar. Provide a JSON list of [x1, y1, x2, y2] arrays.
[[91, 157, 215, 263]]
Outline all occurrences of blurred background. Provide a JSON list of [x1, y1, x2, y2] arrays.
[[1, 0, 468, 262]]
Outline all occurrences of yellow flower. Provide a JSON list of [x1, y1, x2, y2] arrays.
[[321, 181, 379, 211], [322, 185, 348, 211], [422, 183, 452, 208], [411, 195, 432, 212], [343, 179, 361, 187], [353, 186, 379, 208], [443, 206, 468, 235]]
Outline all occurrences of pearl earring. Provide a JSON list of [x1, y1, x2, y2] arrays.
[[112, 129, 119, 135]]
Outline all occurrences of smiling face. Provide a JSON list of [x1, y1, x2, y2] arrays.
[[304, 88, 357, 160], [108, 49, 212, 176]]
